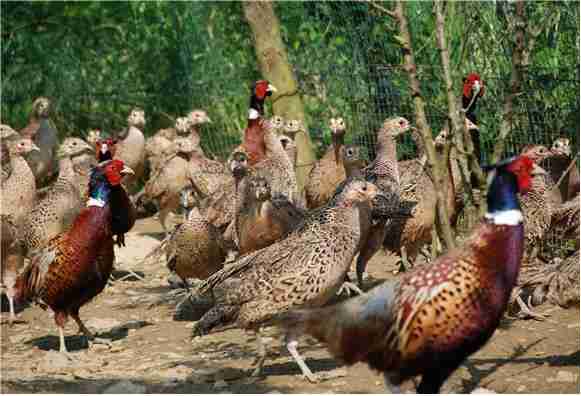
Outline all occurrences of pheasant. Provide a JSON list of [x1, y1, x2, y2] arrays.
[[13, 160, 135, 354], [333, 117, 412, 286], [518, 145, 561, 260], [203, 151, 251, 234], [547, 137, 579, 202], [304, 117, 348, 209], [240, 80, 277, 166], [383, 124, 459, 272], [461, 73, 485, 167], [164, 206, 227, 283], [273, 155, 534, 391], [21, 138, 95, 257], [186, 109, 212, 136], [252, 122, 302, 208], [233, 175, 305, 256], [143, 137, 195, 235], [0, 137, 39, 227], [269, 115, 285, 135], [1, 124, 19, 184], [190, 179, 378, 381], [145, 117, 191, 175], [19, 97, 59, 186], [113, 108, 146, 188], [1, 214, 24, 325], [142, 152, 250, 275]]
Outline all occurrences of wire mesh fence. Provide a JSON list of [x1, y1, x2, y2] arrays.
[[1, 1, 578, 257]]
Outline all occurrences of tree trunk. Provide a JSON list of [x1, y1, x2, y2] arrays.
[[243, 1, 315, 189], [491, 0, 526, 164], [393, 1, 456, 250]]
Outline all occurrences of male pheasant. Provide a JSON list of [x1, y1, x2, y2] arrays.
[[274, 155, 533, 392], [13, 160, 135, 354]]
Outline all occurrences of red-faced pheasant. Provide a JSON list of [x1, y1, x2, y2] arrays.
[[13, 160, 135, 354], [274, 155, 534, 391]]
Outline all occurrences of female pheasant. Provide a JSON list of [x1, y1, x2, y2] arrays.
[[274, 155, 533, 392], [13, 160, 135, 354]]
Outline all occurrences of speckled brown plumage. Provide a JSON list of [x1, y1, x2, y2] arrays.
[[190, 179, 378, 380], [0, 137, 39, 227], [164, 207, 227, 281], [22, 138, 95, 257], [1, 124, 19, 184], [233, 175, 305, 256], [546, 137, 579, 202], [274, 156, 531, 391], [114, 108, 146, 188], [252, 122, 302, 208], [144, 137, 194, 234], [304, 118, 347, 209], [334, 117, 410, 284], [19, 97, 59, 186], [1, 214, 24, 324], [383, 126, 457, 268]]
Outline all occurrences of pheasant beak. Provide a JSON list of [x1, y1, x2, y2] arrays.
[[31, 142, 40, 152], [120, 165, 135, 175], [267, 84, 277, 93], [205, 116, 213, 123]]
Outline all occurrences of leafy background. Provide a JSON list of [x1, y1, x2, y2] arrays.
[[1, 1, 579, 162]]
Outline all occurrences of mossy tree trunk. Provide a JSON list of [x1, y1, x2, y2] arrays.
[[243, 1, 315, 189]]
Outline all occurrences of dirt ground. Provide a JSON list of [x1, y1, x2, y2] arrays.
[[1, 216, 579, 394]]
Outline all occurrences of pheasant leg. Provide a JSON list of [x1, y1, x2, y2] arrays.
[[8, 296, 16, 326], [383, 372, 401, 394], [287, 339, 318, 383], [250, 329, 267, 377], [71, 313, 112, 347], [58, 325, 68, 354]]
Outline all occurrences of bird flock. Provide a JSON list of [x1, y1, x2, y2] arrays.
[[0, 74, 578, 393]]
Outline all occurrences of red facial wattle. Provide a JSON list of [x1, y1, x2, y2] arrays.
[[254, 80, 269, 100], [104, 159, 125, 186], [463, 73, 485, 99], [507, 156, 534, 192]]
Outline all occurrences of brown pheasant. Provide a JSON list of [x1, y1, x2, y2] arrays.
[[190, 179, 378, 381], [21, 138, 95, 257], [233, 175, 305, 256], [547, 137, 579, 202], [113, 108, 146, 188], [304, 117, 348, 209], [0, 137, 39, 227], [1, 214, 24, 325], [19, 97, 59, 186]]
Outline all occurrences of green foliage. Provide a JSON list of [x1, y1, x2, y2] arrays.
[[1, 1, 578, 161]]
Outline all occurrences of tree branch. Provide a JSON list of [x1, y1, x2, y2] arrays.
[[491, 0, 527, 163], [364, 0, 397, 18]]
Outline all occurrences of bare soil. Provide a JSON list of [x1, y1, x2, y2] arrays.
[[1, 217, 579, 394]]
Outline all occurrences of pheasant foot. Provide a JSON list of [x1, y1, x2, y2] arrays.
[[336, 281, 364, 296]]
